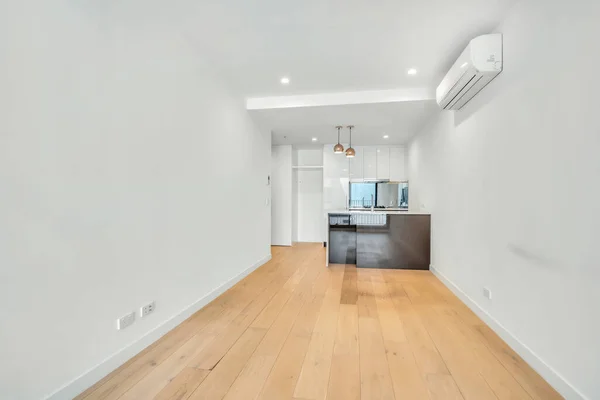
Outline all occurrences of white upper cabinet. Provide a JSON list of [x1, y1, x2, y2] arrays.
[[349, 146, 363, 181], [325, 145, 406, 185], [389, 147, 407, 181], [376, 147, 390, 180], [363, 147, 377, 180]]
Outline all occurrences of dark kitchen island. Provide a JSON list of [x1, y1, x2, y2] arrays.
[[326, 211, 431, 270]]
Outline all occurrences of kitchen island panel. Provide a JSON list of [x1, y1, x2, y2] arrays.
[[356, 214, 431, 270]]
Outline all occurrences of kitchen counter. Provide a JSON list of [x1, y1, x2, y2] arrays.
[[325, 211, 431, 269], [327, 210, 430, 215]]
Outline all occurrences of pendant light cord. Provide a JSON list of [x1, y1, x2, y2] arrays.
[[348, 126, 353, 147]]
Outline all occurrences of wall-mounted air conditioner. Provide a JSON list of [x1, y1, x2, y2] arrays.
[[436, 33, 503, 110]]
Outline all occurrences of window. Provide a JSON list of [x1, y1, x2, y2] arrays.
[[349, 182, 376, 208], [399, 183, 409, 208], [349, 182, 409, 209]]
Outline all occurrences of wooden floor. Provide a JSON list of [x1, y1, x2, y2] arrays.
[[76, 243, 562, 400]]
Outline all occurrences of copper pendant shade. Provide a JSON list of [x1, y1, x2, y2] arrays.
[[345, 125, 355, 158], [333, 126, 344, 153]]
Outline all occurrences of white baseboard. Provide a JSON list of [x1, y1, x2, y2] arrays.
[[46, 254, 272, 400], [430, 266, 587, 400]]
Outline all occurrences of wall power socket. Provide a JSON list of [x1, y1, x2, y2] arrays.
[[117, 311, 135, 330], [140, 301, 156, 318], [483, 287, 492, 300]]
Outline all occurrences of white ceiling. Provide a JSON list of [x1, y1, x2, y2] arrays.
[[252, 100, 439, 146], [128, 0, 517, 144], [182, 0, 517, 96]]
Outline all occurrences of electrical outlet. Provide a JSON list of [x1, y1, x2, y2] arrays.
[[483, 287, 492, 300], [117, 311, 135, 330], [140, 301, 156, 318]]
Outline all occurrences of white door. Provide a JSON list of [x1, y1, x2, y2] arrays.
[[271, 146, 292, 246], [376, 147, 390, 180], [297, 169, 324, 242]]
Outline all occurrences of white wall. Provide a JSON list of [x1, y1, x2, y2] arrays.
[[291, 149, 300, 242], [0, 2, 271, 399], [292, 169, 299, 242], [271, 145, 293, 246], [296, 147, 323, 167], [408, 0, 600, 398]]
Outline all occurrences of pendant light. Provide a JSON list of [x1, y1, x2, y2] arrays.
[[333, 126, 344, 153], [345, 125, 355, 158]]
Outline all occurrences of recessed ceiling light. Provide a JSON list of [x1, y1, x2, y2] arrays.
[[383, 135, 389, 139], [280, 77, 290, 85], [312, 137, 317, 141], [407, 68, 417, 75]]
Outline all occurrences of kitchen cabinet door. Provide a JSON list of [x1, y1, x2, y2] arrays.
[[389, 147, 407, 181], [349, 146, 363, 181], [376, 147, 390, 180], [363, 147, 377, 180]]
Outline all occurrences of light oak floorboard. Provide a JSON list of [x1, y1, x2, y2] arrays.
[[293, 266, 344, 400], [358, 277, 395, 400], [186, 327, 267, 400], [425, 373, 465, 400], [327, 303, 360, 400], [474, 324, 562, 400], [257, 271, 328, 400], [75, 244, 560, 400], [372, 272, 429, 400], [154, 368, 210, 400]]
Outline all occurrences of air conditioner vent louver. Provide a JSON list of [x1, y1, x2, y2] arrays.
[[436, 34, 503, 111]]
